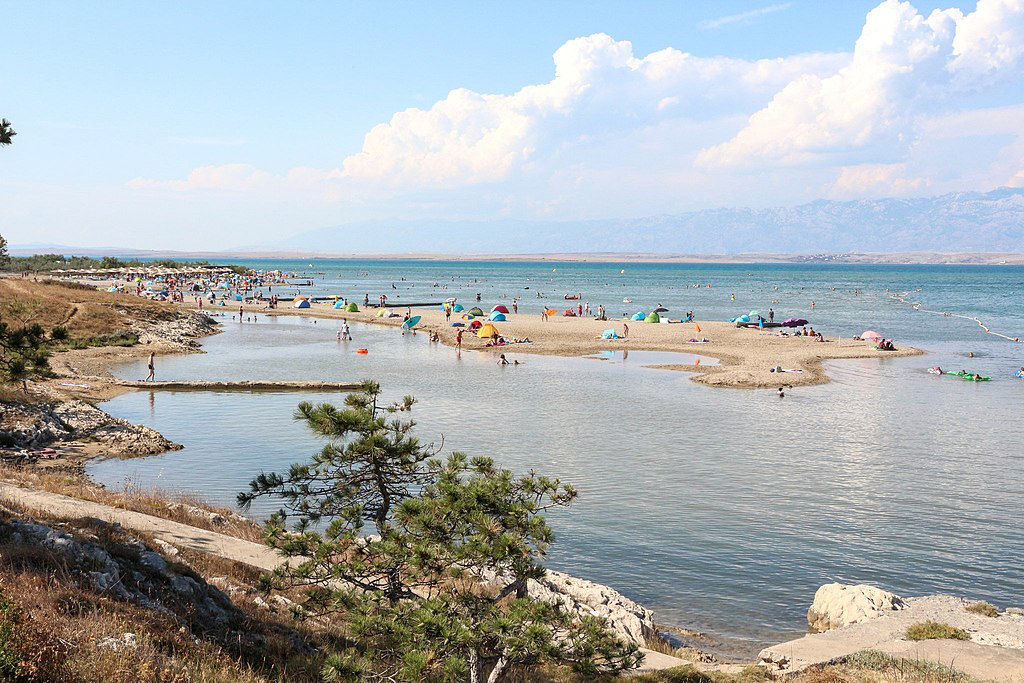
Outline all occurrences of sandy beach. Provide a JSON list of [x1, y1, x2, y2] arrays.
[[194, 299, 924, 389]]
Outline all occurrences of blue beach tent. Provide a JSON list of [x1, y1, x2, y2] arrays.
[[489, 311, 507, 321], [293, 299, 310, 309], [632, 312, 646, 321]]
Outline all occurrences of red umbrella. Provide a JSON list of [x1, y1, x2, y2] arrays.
[[491, 305, 510, 314]]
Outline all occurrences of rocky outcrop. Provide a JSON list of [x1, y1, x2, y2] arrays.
[[130, 311, 217, 350], [761, 585, 1024, 680], [1, 398, 180, 456], [480, 568, 656, 647], [0, 516, 238, 626], [807, 582, 906, 632]]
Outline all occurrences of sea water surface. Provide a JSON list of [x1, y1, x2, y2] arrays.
[[90, 262, 1024, 657]]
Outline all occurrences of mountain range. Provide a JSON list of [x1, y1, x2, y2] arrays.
[[267, 187, 1024, 254]]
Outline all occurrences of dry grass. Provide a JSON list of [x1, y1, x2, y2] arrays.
[[0, 277, 172, 341], [0, 501, 340, 682], [0, 466, 264, 543], [904, 621, 970, 642], [964, 600, 999, 618]]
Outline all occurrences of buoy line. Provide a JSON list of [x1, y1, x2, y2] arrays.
[[889, 291, 1022, 343]]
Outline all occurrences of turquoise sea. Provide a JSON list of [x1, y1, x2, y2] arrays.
[[90, 260, 1024, 657]]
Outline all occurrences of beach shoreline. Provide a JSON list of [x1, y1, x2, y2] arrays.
[[227, 302, 925, 389]]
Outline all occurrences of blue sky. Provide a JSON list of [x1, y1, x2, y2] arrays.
[[2, 0, 1022, 250]]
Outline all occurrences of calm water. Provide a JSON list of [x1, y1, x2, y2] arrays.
[[91, 262, 1024, 657]]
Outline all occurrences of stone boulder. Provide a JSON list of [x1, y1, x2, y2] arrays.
[[807, 582, 905, 632]]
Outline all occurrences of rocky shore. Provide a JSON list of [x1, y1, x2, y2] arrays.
[[761, 582, 1024, 680]]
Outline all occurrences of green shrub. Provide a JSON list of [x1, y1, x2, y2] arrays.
[[965, 601, 999, 617], [905, 620, 969, 641]]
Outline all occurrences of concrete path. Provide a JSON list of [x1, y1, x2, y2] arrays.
[[0, 481, 704, 674], [116, 380, 360, 392]]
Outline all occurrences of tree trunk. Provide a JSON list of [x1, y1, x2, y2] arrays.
[[486, 655, 509, 683], [469, 650, 480, 683]]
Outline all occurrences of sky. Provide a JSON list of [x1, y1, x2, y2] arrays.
[[1, 0, 1023, 250]]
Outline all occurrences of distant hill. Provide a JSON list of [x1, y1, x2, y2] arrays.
[[270, 187, 1024, 254]]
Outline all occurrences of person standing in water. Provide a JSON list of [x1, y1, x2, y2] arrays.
[[146, 352, 155, 382], [455, 329, 463, 349]]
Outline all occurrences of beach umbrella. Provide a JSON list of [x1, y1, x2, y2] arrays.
[[491, 305, 510, 314], [470, 320, 483, 329], [489, 311, 507, 321], [450, 322, 465, 327], [453, 304, 465, 312], [468, 307, 484, 316], [861, 330, 883, 341], [632, 312, 646, 321], [445, 297, 458, 304], [477, 323, 500, 338], [545, 308, 558, 316], [645, 312, 660, 323], [782, 318, 807, 327], [402, 315, 422, 329], [654, 307, 669, 313]]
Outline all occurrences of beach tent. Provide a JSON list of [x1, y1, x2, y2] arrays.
[[491, 305, 510, 314], [468, 307, 484, 316], [376, 308, 388, 317], [732, 314, 751, 323], [631, 312, 646, 321], [563, 309, 576, 316], [477, 323, 500, 338], [470, 320, 483, 329], [233, 293, 243, 301], [293, 299, 310, 309], [646, 312, 660, 323], [861, 330, 883, 341], [333, 300, 346, 309], [489, 311, 507, 321], [453, 304, 465, 312], [601, 328, 620, 339], [346, 303, 359, 312]]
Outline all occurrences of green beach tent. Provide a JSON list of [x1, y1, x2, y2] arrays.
[[346, 302, 359, 312], [645, 311, 660, 323]]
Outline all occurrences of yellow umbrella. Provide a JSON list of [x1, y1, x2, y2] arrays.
[[477, 323, 500, 338]]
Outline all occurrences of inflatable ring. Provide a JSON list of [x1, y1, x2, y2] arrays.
[[356, 348, 369, 354]]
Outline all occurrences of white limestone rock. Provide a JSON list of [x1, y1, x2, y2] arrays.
[[807, 582, 906, 632]]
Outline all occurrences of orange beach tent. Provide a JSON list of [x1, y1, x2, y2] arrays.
[[476, 323, 500, 338]]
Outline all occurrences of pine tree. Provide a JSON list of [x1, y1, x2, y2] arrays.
[[241, 383, 642, 681]]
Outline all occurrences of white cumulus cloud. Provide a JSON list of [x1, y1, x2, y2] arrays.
[[698, 0, 1024, 168]]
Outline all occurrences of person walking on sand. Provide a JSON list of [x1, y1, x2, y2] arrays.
[[146, 352, 155, 382], [623, 323, 629, 338]]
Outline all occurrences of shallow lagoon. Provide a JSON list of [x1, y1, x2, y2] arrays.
[[90, 311, 1024, 656]]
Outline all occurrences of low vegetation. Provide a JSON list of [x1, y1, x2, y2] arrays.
[[904, 620, 970, 642], [965, 600, 999, 617], [1, 253, 248, 274]]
